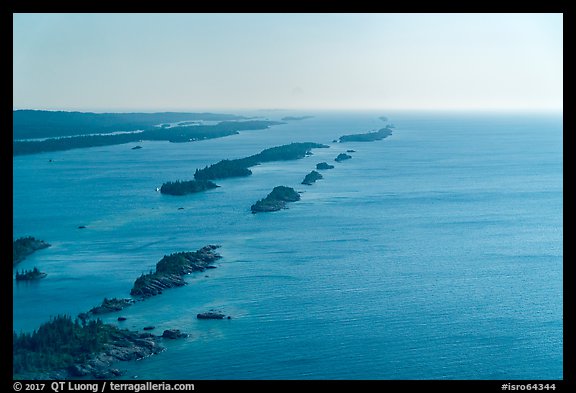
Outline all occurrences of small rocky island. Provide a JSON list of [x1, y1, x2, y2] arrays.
[[335, 153, 352, 162], [160, 179, 219, 196], [131, 245, 221, 298], [15, 267, 47, 281], [316, 162, 335, 170], [302, 170, 323, 185], [251, 186, 301, 213], [13, 236, 50, 266], [87, 298, 135, 315], [338, 127, 393, 142]]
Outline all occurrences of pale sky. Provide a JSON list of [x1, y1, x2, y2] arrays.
[[13, 13, 563, 112]]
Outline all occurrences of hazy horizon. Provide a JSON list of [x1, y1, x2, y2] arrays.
[[13, 13, 563, 112]]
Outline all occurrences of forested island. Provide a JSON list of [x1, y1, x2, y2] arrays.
[[15, 267, 47, 281], [251, 186, 301, 213], [87, 298, 135, 315], [131, 245, 221, 298], [14, 120, 282, 156], [13, 110, 248, 140], [13, 237, 50, 266], [280, 116, 314, 121], [302, 170, 323, 185], [338, 127, 393, 142], [194, 142, 328, 181], [160, 180, 219, 196]]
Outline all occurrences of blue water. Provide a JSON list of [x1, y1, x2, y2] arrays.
[[13, 111, 563, 379]]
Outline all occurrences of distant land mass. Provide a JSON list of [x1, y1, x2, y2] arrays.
[[13, 110, 247, 140], [13, 120, 282, 156], [338, 127, 393, 142], [280, 116, 314, 121]]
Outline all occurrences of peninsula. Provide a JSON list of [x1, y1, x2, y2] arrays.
[[338, 127, 393, 142], [13, 237, 50, 266], [251, 186, 301, 213]]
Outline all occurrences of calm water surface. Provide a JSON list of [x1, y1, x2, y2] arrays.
[[13, 111, 563, 379]]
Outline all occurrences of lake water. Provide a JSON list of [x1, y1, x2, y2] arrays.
[[12, 110, 563, 380]]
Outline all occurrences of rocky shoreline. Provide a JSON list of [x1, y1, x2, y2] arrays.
[[131, 245, 221, 298], [13, 237, 50, 266], [251, 186, 301, 213]]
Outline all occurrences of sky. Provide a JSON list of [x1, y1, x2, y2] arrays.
[[13, 13, 563, 112]]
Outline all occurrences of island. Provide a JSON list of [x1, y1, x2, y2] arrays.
[[160, 179, 219, 196], [13, 237, 51, 266], [131, 245, 221, 298], [88, 298, 135, 315], [316, 162, 334, 170], [193, 142, 328, 181], [280, 116, 314, 121], [14, 118, 283, 156], [15, 267, 47, 281], [251, 186, 301, 213], [13, 315, 164, 379], [302, 170, 323, 185], [335, 153, 352, 162], [379, 116, 388, 122], [338, 127, 393, 142]]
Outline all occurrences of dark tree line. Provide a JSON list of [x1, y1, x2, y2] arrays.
[[13, 315, 115, 374]]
